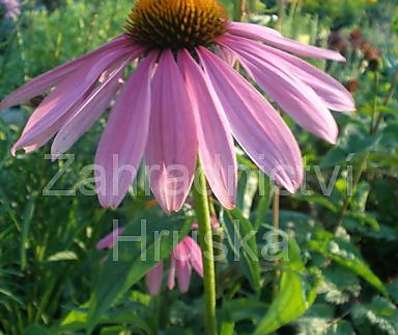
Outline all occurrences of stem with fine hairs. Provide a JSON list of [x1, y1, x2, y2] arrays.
[[192, 163, 218, 335]]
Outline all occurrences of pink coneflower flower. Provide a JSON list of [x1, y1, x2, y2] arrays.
[[146, 236, 203, 295], [0, 0, 20, 20], [0, 0, 354, 212], [96, 228, 203, 295]]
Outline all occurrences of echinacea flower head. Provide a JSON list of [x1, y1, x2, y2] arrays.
[[96, 228, 203, 295], [0, 0, 355, 212]]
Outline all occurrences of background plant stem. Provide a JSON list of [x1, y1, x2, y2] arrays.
[[336, 71, 384, 230], [272, 186, 281, 297], [192, 164, 218, 335]]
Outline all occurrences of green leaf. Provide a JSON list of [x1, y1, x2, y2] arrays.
[[344, 211, 380, 231], [254, 239, 318, 335], [223, 298, 268, 323], [387, 277, 398, 304], [319, 265, 361, 304], [321, 123, 378, 167], [221, 208, 261, 292], [350, 182, 370, 212], [308, 230, 388, 296], [220, 321, 235, 335], [352, 296, 398, 335], [237, 170, 258, 219], [296, 304, 356, 335], [47, 251, 78, 262], [59, 299, 152, 333], [326, 320, 355, 335], [293, 192, 338, 213], [254, 175, 272, 230], [87, 213, 192, 332], [23, 324, 53, 335], [20, 196, 36, 271]]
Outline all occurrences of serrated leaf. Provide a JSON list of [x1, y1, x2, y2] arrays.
[[254, 239, 318, 335], [352, 296, 398, 335], [319, 266, 361, 304], [308, 230, 388, 296]]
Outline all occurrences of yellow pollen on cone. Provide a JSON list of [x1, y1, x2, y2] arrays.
[[125, 0, 227, 50]]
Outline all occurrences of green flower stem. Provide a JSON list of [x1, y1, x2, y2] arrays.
[[234, 0, 246, 21], [276, 0, 286, 32], [192, 164, 218, 335], [272, 186, 281, 297]]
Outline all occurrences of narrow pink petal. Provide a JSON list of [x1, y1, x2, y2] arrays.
[[221, 39, 338, 144], [227, 21, 282, 38], [11, 90, 87, 155], [176, 260, 192, 293], [146, 50, 197, 213], [198, 47, 303, 192], [218, 47, 238, 67], [183, 237, 203, 277], [178, 49, 237, 209], [225, 35, 355, 112], [226, 22, 345, 62], [145, 262, 164, 295], [0, 35, 134, 110], [96, 227, 124, 250], [95, 54, 155, 209], [12, 46, 134, 153], [168, 257, 176, 290], [172, 239, 190, 262], [51, 59, 131, 157]]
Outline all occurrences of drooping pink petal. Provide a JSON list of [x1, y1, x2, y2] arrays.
[[198, 47, 303, 192], [0, 35, 134, 110], [146, 50, 197, 213], [224, 35, 355, 112], [226, 21, 345, 62], [145, 262, 164, 295], [51, 58, 131, 158], [11, 92, 88, 155], [221, 39, 338, 144], [178, 49, 237, 209], [183, 237, 203, 277], [228, 21, 282, 38], [95, 54, 155, 208], [172, 238, 191, 262], [12, 47, 134, 154], [176, 259, 192, 293], [96, 227, 125, 250]]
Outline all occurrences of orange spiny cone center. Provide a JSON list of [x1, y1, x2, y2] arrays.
[[125, 0, 228, 50]]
